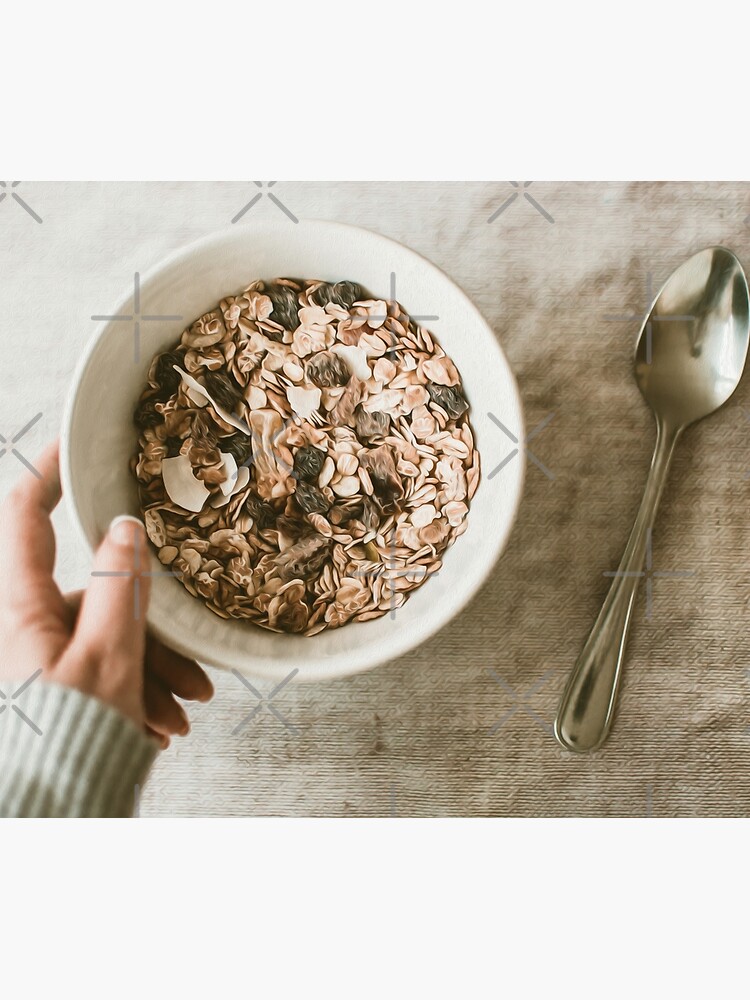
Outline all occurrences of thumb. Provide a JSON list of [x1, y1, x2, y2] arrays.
[[61, 516, 151, 725]]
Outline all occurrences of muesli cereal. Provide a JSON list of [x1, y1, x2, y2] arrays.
[[132, 278, 479, 634]]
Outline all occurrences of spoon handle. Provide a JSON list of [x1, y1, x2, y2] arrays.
[[554, 420, 681, 752]]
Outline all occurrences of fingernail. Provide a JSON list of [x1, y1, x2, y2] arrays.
[[109, 514, 146, 546], [178, 708, 190, 736]]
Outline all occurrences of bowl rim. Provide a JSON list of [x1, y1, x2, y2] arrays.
[[61, 218, 525, 681]]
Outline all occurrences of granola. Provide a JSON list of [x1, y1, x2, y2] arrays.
[[132, 278, 480, 635]]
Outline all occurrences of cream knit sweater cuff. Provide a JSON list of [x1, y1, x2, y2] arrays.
[[0, 681, 158, 818]]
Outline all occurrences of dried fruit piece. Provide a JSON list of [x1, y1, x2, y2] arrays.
[[222, 433, 253, 465], [204, 370, 242, 412], [244, 492, 276, 529], [305, 351, 350, 388], [310, 280, 362, 310], [426, 382, 469, 419], [266, 283, 300, 330], [355, 406, 389, 441], [294, 445, 326, 482], [294, 481, 331, 515]]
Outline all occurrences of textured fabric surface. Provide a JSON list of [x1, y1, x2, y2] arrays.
[[2, 181, 750, 816], [0, 681, 157, 817]]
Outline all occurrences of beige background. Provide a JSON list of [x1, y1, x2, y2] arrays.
[[2, 181, 750, 816]]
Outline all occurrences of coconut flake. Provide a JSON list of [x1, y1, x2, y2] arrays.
[[330, 344, 371, 381], [187, 386, 209, 407], [173, 365, 251, 436], [162, 454, 211, 513], [286, 384, 322, 420], [218, 451, 239, 495], [210, 465, 251, 508]]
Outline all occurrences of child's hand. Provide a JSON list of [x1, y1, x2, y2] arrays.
[[0, 441, 213, 748]]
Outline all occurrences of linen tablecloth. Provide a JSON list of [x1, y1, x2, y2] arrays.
[[2, 181, 749, 816]]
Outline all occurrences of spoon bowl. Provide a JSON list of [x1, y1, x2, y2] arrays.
[[555, 246, 750, 752], [636, 247, 750, 427]]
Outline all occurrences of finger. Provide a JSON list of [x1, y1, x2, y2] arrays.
[[73, 516, 151, 663], [146, 635, 214, 702], [144, 673, 190, 737], [145, 726, 171, 751], [63, 517, 152, 727], [63, 589, 84, 631], [0, 441, 69, 663]]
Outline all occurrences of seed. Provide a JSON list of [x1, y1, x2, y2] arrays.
[[336, 453, 359, 476], [318, 456, 336, 488], [333, 475, 360, 498]]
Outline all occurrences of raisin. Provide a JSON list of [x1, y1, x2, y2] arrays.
[[266, 283, 300, 330], [244, 493, 276, 529], [310, 280, 363, 310], [305, 352, 350, 389], [222, 433, 253, 465], [294, 481, 331, 515], [153, 350, 185, 394], [355, 405, 389, 441], [426, 382, 469, 419], [293, 445, 326, 482], [204, 370, 242, 411], [134, 397, 163, 430]]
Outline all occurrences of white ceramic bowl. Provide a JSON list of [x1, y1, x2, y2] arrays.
[[61, 221, 524, 681]]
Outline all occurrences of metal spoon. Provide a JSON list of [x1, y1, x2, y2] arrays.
[[555, 246, 750, 752]]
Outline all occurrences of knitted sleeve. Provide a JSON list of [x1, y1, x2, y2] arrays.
[[0, 681, 158, 817]]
